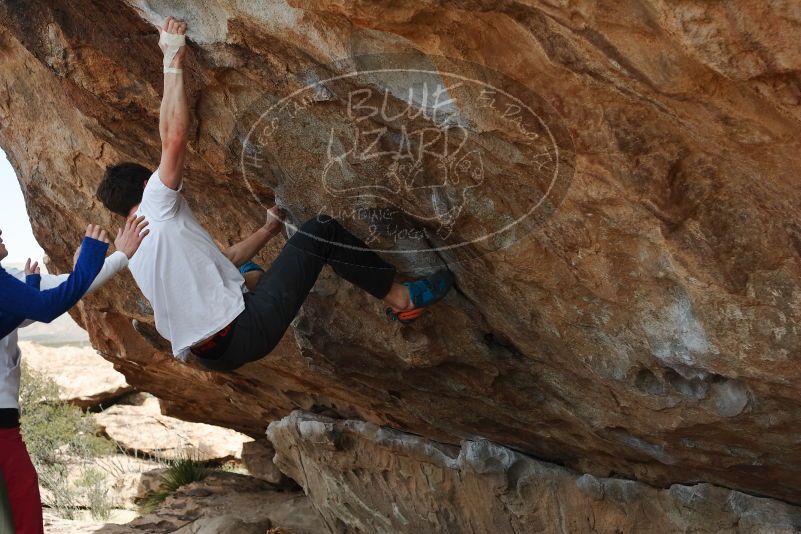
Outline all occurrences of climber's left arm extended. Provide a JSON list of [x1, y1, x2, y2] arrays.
[[157, 16, 189, 192], [222, 207, 285, 267]]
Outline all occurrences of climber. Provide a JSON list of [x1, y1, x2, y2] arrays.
[[0, 217, 149, 534], [94, 17, 455, 372]]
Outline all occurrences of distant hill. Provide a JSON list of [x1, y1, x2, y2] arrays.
[[18, 314, 89, 345]]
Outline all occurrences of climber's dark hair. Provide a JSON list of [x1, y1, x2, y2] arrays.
[[96, 162, 152, 217]]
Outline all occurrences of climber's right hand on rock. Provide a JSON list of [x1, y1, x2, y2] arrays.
[[264, 206, 285, 235]]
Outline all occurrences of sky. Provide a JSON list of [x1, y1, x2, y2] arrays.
[[0, 148, 45, 265], [0, 149, 87, 341]]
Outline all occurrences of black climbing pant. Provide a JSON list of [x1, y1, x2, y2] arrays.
[[195, 215, 397, 372]]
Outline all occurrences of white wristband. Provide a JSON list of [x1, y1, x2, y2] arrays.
[[159, 30, 185, 74], [164, 67, 183, 74]]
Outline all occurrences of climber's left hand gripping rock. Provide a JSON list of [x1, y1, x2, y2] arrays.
[[159, 16, 187, 74]]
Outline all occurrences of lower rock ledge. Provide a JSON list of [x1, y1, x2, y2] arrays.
[[267, 411, 801, 534]]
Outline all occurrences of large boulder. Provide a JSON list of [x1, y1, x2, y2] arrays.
[[94, 396, 253, 462], [42, 471, 325, 534], [1, 0, 801, 507], [269, 411, 801, 534], [127, 472, 325, 534], [240, 439, 292, 486], [20, 341, 132, 408]]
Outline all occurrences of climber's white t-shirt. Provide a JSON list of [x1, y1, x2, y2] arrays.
[[129, 171, 245, 360]]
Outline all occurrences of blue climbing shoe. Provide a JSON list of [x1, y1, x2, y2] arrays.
[[386, 269, 455, 325]]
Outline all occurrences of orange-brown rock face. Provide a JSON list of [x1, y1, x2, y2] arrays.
[[1, 0, 801, 506]]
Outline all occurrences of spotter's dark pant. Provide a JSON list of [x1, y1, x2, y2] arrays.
[[196, 216, 396, 372]]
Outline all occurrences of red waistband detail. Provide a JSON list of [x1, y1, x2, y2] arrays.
[[193, 324, 233, 353]]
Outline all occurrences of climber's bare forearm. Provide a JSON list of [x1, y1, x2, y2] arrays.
[[158, 17, 189, 191], [160, 74, 189, 145], [158, 73, 189, 190], [223, 226, 280, 268]]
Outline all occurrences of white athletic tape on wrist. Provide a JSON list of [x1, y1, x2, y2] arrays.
[[159, 30, 185, 74]]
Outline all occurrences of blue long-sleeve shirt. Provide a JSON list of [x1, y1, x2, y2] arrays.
[[0, 236, 108, 337]]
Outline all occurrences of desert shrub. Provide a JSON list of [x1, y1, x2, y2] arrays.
[[75, 467, 113, 520], [140, 458, 212, 513], [35, 464, 80, 520], [19, 363, 114, 461], [18, 363, 116, 519]]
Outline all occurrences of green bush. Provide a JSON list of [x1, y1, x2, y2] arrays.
[[19, 363, 114, 462], [19, 365, 221, 519], [140, 458, 212, 513], [75, 467, 113, 521], [18, 363, 116, 519]]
